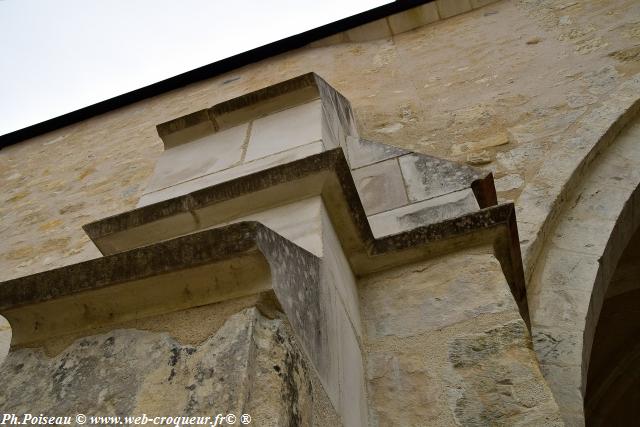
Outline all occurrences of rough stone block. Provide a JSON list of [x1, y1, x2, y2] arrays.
[[387, 3, 440, 35], [246, 100, 323, 161], [360, 251, 516, 338], [448, 320, 563, 426], [436, 0, 472, 19], [0, 308, 340, 425], [351, 158, 409, 215]]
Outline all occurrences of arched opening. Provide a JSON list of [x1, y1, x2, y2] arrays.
[[585, 226, 640, 425]]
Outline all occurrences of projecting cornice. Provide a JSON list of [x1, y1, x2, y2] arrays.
[[0, 148, 526, 344]]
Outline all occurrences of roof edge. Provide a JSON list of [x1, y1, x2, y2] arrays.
[[0, 0, 434, 149]]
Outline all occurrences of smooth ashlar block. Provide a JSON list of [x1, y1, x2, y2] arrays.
[[245, 100, 323, 161], [145, 123, 248, 193], [351, 158, 409, 215], [345, 18, 391, 43], [139, 74, 358, 207], [368, 189, 479, 237], [436, 0, 472, 19], [346, 136, 408, 169], [387, 2, 440, 34]]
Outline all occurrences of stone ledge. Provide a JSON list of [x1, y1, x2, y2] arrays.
[[7, 151, 527, 333]]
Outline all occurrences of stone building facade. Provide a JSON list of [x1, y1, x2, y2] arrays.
[[1, 0, 639, 426]]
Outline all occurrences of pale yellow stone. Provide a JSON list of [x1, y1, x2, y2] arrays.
[[436, 0, 472, 19], [387, 3, 440, 35]]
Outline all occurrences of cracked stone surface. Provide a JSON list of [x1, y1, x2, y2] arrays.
[[0, 308, 339, 426]]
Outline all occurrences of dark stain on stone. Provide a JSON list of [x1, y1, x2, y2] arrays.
[[169, 347, 180, 367]]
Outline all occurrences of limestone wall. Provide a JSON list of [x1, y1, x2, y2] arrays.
[[359, 245, 562, 426], [2, 0, 640, 283], [2, 0, 640, 425], [0, 299, 340, 426]]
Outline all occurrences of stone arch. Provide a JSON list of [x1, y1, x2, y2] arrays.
[[526, 112, 640, 425], [0, 315, 11, 366], [584, 226, 640, 424]]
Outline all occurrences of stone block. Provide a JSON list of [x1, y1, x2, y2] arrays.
[[537, 362, 585, 422], [359, 250, 515, 338], [470, 0, 498, 8], [138, 141, 324, 206], [245, 100, 323, 161], [368, 189, 479, 237], [346, 136, 408, 169], [221, 196, 324, 257], [317, 76, 359, 150], [387, 3, 440, 35], [351, 158, 409, 215], [448, 320, 563, 426], [346, 18, 391, 43], [436, 0, 472, 19], [531, 285, 592, 333], [320, 206, 363, 336], [398, 153, 481, 203], [551, 216, 615, 257], [144, 123, 247, 193], [307, 32, 349, 48], [338, 304, 368, 427]]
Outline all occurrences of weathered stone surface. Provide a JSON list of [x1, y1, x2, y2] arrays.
[[398, 153, 482, 203], [448, 320, 563, 427], [346, 136, 408, 169], [3, 0, 640, 424], [361, 251, 516, 338], [0, 308, 340, 426], [360, 247, 562, 425], [526, 108, 640, 424], [0, 315, 10, 366]]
